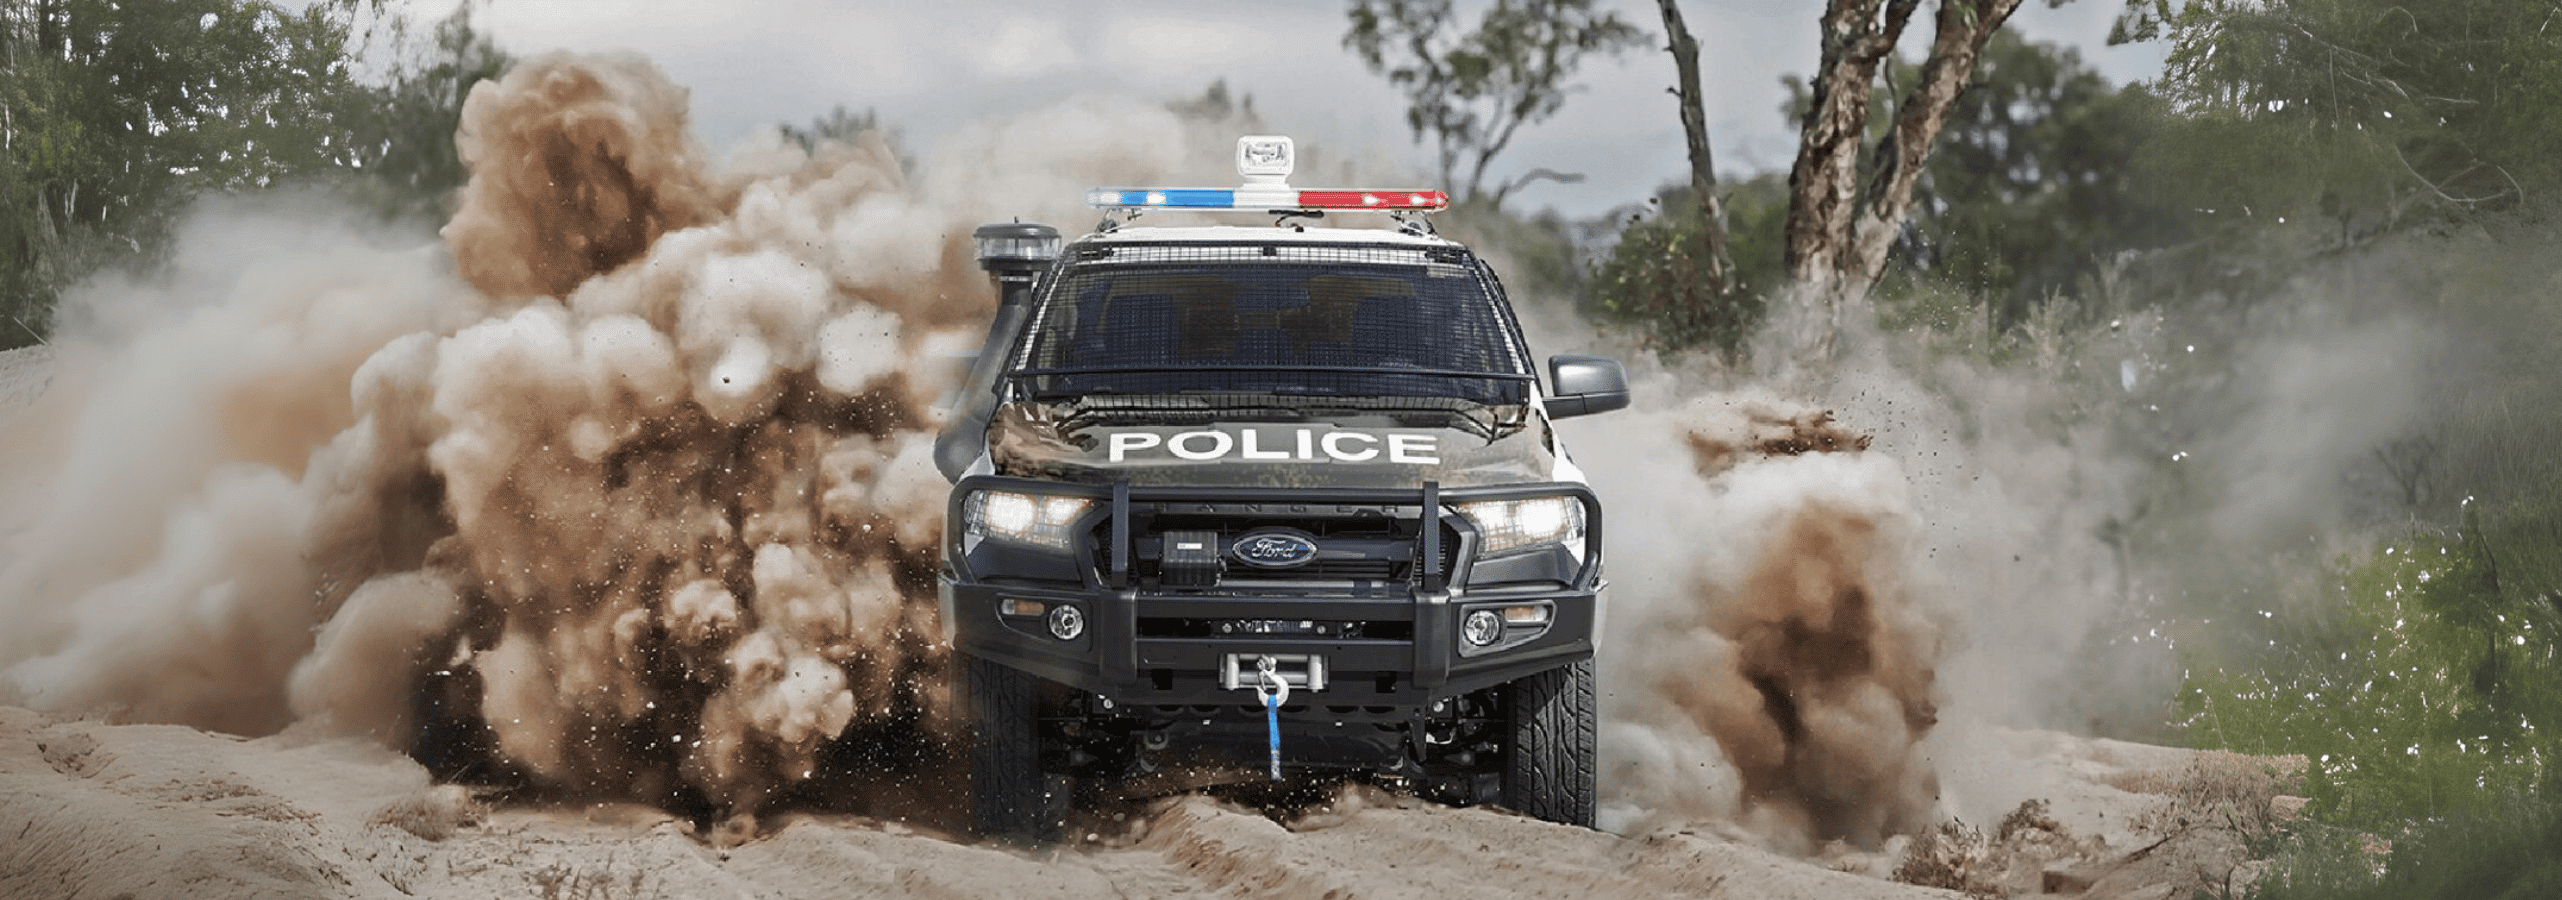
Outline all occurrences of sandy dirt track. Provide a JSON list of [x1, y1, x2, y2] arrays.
[[0, 702, 2302, 900]]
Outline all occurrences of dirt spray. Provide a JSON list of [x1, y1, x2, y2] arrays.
[[4, 45, 2431, 856], [0, 52, 1234, 826]]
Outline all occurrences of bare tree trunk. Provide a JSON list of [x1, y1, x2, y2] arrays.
[[1843, 0, 2021, 290], [1780, 0, 2018, 358], [1656, 0, 1733, 303], [1784, 0, 1915, 298]]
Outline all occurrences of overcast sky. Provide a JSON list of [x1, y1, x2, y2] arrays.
[[430, 0, 2166, 219]]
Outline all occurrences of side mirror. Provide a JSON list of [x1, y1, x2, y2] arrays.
[[1545, 354, 1629, 419]]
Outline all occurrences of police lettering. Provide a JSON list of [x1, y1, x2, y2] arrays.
[[1107, 428, 1440, 464]]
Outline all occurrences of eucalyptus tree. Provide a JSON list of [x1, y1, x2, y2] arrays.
[[1344, 0, 1647, 209]]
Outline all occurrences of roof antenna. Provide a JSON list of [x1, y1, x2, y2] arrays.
[[1273, 209, 1325, 229]]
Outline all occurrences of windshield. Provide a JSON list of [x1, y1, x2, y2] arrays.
[[1007, 243, 1533, 405]]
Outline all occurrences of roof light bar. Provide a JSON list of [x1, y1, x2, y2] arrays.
[[1086, 135, 1449, 215], [1084, 187, 1450, 212]]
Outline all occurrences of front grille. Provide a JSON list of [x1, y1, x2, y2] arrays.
[[1283, 559, 1399, 581], [1097, 503, 1459, 591]]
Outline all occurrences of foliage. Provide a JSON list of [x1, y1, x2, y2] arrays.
[[2177, 499, 2562, 897], [2, 0, 360, 347], [1437, 198, 1587, 308], [2125, 0, 2562, 247], [773, 103, 913, 179], [2247, 794, 2562, 900], [1890, 30, 2178, 325], [779, 105, 885, 152], [1603, 28, 2161, 357], [1342, 0, 1644, 208], [1587, 174, 1789, 358], [2407, 211, 2562, 606], [2178, 525, 2562, 832], [1166, 78, 1256, 123], [335, 2, 511, 226], [0, 0, 505, 349]]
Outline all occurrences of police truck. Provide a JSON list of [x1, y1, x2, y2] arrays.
[[936, 136, 1627, 839]]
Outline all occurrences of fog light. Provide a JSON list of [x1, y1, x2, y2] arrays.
[[1462, 609, 1504, 647], [1047, 604, 1086, 640]]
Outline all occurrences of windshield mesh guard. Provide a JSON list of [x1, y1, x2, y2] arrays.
[[1011, 241, 1533, 404]]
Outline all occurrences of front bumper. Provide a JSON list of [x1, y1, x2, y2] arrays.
[[941, 476, 1601, 710]]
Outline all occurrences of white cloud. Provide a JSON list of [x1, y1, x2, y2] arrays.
[[972, 16, 1080, 80]]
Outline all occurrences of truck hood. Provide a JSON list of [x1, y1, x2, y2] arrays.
[[987, 399, 1558, 488]]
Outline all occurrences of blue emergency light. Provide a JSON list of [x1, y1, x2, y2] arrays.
[[1086, 136, 1449, 213]]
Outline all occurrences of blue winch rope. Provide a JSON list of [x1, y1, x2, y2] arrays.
[[1264, 691, 1282, 781]]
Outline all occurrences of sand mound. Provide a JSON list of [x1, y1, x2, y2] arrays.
[[2, 705, 2302, 900]]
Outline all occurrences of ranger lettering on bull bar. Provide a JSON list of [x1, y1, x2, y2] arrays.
[[934, 135, 1630, 842]]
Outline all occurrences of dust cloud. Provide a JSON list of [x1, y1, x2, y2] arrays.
[[0, 201, 460, 738], [0, 51, 1236, 824], [1670, 408, 1936, 848], [0, 43, 2058, 851], [409, 52, 963, 813], [1558, 291, 2202, 853], [1556, 227, 2455, 854], [1567, 394, 1941, 852], [0, 41, 2446, 863]]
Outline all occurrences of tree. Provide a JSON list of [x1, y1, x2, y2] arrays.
[[1344, 0, 1646, 209], [1882, 29, 2174, 320], [1591, 173, 1791, 358], [1167, 78, 1258, 123], [337, 2, 512, 226], [0, 0, 502, 348], [1607, 0, 2033, 358], [2, 0, 364, 348], [1784, 0, 2027, 351], [1654, 0, 1735, 305], [779, 105, 886, 154], [2120, 0, 2562, 246]]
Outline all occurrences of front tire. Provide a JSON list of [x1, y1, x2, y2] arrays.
[[410, 664, 498, 782], [961, 653, 1060, 841], [1502, 658, 1597, 828]]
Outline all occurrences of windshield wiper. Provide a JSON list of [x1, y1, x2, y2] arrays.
[[1012, 364, 1533, 381], [1031, 393, 1519, 443]]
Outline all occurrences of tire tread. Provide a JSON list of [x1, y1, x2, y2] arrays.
[[964, 654, 1054, 841], [1504, 658, 1598, 828]]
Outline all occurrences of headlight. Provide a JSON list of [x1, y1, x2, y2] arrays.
[[963, 490, 1092, 552], [1455, 496, 1586, 557]]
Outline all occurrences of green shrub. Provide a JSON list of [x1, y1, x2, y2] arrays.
[[2179, 521, 2562, 897], [2181, 526, 2558, 829], [1587, 175, 1788, 359], [2247, 791, 2562, 900]]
